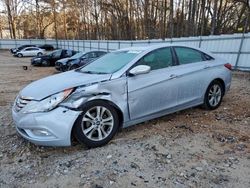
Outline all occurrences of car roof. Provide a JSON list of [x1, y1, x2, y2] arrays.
[[116, 44, 214, 57]]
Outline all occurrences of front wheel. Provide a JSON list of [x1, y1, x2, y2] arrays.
[[203, 80, 224, 110], [73, 101, 120, 148], [37, 52, 42, 56], [17, 53, 23, 57]]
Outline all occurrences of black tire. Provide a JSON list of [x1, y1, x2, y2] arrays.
[[37, 52, 42, 56], [73, 101, 120, 148], [41, 60, 50, 66], [69, 64, 79, 70], [61, 66, 68, 72], [203, 80, 224, 110], [17, 53, 23, 57]]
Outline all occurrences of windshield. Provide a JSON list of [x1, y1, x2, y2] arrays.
[[79, 50, 141, 74], [71, 52, 84, 59]]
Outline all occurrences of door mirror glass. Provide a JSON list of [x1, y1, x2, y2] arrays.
[[129, 65, 151, 76]]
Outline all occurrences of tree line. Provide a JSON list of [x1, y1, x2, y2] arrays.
[[1, 0, 249, 40]]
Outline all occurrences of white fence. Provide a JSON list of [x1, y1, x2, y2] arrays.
[[0, 32, 250, 71]]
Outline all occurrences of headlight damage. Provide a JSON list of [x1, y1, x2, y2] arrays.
[[22, 88, 73, 113]]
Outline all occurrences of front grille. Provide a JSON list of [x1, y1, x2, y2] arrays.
[[15, 96, 32, 112]]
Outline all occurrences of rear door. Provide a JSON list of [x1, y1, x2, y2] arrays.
[[172, 47, 215, 106], [127, 47, 179, 120], [29, 48, 39, 56]]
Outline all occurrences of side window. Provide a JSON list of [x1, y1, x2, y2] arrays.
[[137, 48, 173, 70], [85, 52, 97, 58], [66, 50, 73, 57], [97, 52, 106, 57], [174, 47, 204, 65], [90, 52, 97, 58], [52, 50, 61, 58]]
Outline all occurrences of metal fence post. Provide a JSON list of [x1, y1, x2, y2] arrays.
[[98, 40, 100, 50], [83, 40, 85, 51], [199, 36, 202, 48], [118, 41, 120, 49], [235, 33, 245, 70], [78, 40, 79, 51], [107, 40, 109, 52], [90, 40, 92, 50]]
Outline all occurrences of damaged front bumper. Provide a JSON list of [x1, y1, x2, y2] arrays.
[[12, 106, 81, 146]]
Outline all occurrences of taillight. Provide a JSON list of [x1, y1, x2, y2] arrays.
[[224, 63, 232, 70]]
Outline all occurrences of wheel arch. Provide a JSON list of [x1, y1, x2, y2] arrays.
[[212, 78, 225, 96], [70, 99, 124, 143]]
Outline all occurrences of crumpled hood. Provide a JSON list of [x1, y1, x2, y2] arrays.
[[20, 71, 112, 100]]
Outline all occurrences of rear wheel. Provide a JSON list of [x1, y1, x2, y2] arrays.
[[37, 52, 42, 56], [17, 53, 23, 57], [73, 101, 119, 148], [203, 80, 224, 110]]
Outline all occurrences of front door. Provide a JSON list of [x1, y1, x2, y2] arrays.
[[127, 47, 178, 120]]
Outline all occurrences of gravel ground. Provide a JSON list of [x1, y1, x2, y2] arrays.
[[0, 50, 249, 188]]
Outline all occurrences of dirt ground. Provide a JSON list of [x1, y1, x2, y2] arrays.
[[0, 50, 249, 188]]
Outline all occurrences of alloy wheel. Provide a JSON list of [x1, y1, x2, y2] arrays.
[[81, 106, 114, 141], [208, 84, 222, 107]]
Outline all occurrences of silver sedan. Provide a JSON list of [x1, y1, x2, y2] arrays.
[[12, 45, 232, 147]]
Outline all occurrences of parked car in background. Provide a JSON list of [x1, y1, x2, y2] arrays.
[[55, 52, 84, 72], [12, 44, 232, 147], [38, 44, 54, 51], [55, 51, 107, 72], [67, 51, 107, 71], [31, 49, 77, 66], [10, 44, 37, 54], [14, 47, 45, 57]]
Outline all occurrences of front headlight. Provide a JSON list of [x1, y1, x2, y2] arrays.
[[22, 88, 73, 113]]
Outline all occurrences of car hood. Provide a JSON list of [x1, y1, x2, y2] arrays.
[[57, 57, 70, 64], [20, 71, 112, 100]]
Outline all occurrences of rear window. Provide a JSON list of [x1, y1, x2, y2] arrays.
[[175, 47, 204, 65]]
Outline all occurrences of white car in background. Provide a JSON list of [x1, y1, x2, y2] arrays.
[[15, 47, 45, 57]]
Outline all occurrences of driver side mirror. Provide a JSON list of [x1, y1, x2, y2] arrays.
[[129, 65, 151, 76]]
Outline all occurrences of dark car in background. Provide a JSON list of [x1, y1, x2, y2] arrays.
[[55, 51, 107, 72], [10, 44, 37, 54], [55, 52, 84, 72], [67, 51, 107, 71], [38, 44, 54, 51], [31, 49, 77, 66]]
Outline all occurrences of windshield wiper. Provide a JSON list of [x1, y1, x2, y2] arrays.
[[79, 70, 107, 74]]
